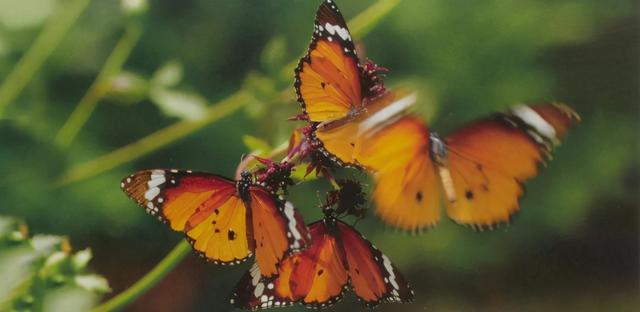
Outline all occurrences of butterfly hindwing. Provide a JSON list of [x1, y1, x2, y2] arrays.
[[295, 0, 362, 122], [231, 220, 347, 310], [444, 103, 579, 228], [232, 218, 414, 309], [356, 116, 442, 232], [337, 221, 414, 307]]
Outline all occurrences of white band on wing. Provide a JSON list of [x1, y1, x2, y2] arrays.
[[358, 93, 417, 136], [510, 105, 557, 142]]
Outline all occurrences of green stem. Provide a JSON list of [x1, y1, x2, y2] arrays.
[[54, 24, 143, 148], [58, 91, 252, 185], [91, 240, 191, 312], [0, 0, 91, 116]]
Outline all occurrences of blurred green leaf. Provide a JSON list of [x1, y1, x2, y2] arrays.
[[0, 216, 109, 311], [149, 88, 208, 120], [105, 71, 149, 105], [260, 36, 287, 75], [291, 163, 318, 182], [74, 275, 111, 293], [120, 0, 148, 17], [150, 60, 184, 88], [242, 135, 271, 156], [0, 0, 57, 30]]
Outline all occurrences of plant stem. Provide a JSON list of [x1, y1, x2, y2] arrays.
[[0, 0, 91, 116], [58, 91, 252, 185], [91, 240, 191, 312], [54, 23, 143, 148]]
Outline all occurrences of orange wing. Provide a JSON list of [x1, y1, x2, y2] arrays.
[[121, 170, 252, 265], [231, 220, 348, 309], [313, 91, 417, 168], [444, 103, 579, 228], [337, 220, 414, 308], [251, 192, 311, 277], [295, 0, 362, 122], [360, 116, 442, 232]]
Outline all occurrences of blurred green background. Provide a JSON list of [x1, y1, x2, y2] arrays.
[[0, 0, 638, 311]]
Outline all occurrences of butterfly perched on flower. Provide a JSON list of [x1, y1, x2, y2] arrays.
[[294, 0, 389, 126], [230, 208, 414, 310], [121, 169, 310, 277]]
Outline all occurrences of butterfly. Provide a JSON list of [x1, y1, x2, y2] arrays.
[[356, 102, 581, 232], [121, 169, 310, 276], [294, 0, 413, 169], [230, 211, 414, 310]]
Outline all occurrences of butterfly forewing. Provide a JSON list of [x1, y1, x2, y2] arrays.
[[443, 103, 579, 229], [295, 0, 362, 122], [121, 169, 310, 269]]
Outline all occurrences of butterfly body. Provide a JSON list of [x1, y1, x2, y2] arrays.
[[121, 169, 310, 276]]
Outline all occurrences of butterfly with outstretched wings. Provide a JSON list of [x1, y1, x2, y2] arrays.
[[230, 213, 413, 310], [358, 102, 581, 232], [121, 170, 310, 276]]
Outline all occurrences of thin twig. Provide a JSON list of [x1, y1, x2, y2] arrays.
[[0, 0, 91, 116], [55, 23, 143, 148]]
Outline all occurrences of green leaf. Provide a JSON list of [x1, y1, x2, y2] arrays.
[[0, 0, 57, 30], [150, 60, 184, 88], [290, 163, 318, 182], [74, 274, 111, 293], [149, 88, 208, 120], [242, 135, 272, 156], [0, 216, 109, 311], [260, 36, 287, 75], [105, 71, 149, 105]]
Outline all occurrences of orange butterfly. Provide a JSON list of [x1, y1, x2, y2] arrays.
[[294, 0, 411, 169], [230, 211, 414, 309], [319, 102, 580, 232], [121, 170, 310, 276]]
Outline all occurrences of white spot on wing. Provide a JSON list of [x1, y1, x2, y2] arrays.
[[284, 202, 303, 248], [145, 170, 166, 201], [381, 254, 400, 291], [510, 105, 557, 143], [324, 22, 351, 41]]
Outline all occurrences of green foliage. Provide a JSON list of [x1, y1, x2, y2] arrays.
[[0, 216, 109, 312]]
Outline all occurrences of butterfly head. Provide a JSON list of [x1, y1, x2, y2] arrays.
[[237, 171, 253, 201], [428, 132, 448, 166]]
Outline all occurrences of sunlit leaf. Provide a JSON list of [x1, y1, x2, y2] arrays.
[[151, 60, 184, 88], [149, 88, 208, 120], [242, 135, 271, 156], [0, 0, 57, 29]]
